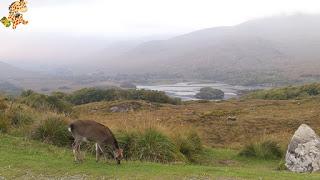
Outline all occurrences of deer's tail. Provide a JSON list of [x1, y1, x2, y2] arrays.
[[68, 123, 74, 133]]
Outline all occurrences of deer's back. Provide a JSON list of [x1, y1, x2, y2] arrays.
[[69, 120, 112, 143]]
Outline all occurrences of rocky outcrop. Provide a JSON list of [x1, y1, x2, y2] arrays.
[[285, 124, 320, 172], [109, 101, 143, 113]]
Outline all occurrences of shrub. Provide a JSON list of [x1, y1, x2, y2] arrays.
[[138, 129, 182, 162], [46, 96, 73, 114], [32, 116, 72, 146], [21, 91, 73, 114], [239, 140, 283, 160], [66, 88, 181, 105], [173, 131, 203, 162], [21, 90, 35, 97], [117, 131, 139, 160], [117, 129, 184, 163], [127, 89, 182, 105], [7, 107, 34, 127], [0, 99, 8, 111], [277, 159, 287, 171], [0, 114, 10, 133], [66, 88, 120, 105]]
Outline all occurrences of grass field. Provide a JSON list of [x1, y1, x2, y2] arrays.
[[74, 98, 320, 148], [3, 90, 320, 179], [1, 135, 319, 180]]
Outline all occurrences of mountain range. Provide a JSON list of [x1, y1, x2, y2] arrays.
[[2, 14, 320, 87], [86, 14, 320, 85]]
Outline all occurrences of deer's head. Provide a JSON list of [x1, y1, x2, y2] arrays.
[[114, 148, 123, 164]]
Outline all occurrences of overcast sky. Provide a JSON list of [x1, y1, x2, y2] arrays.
[[1, 0, 320, 36]]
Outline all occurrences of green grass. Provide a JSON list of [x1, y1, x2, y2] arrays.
[[0, 135, 320, 179]]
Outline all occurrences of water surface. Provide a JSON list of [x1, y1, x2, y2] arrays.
[[137, 82, 264, 101]]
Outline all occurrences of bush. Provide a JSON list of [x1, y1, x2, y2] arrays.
[[32, 116, 72, 146], [66, 88, 181, 105], [46, 96, 73, 114], [277, 159, 287, 171], [127, 89, 182, 105], [117, 131, 139, 160], [0, 99, 8, 111], [239, 140, 283, 160], [21, 90, 73, 114], [7, 107, 34, 127], [67, 88, 121, 105], [138, 129, 182, 162], [173, 131, 203, 162], [0, 114, 10, 133], [117, 129, 184, 163]]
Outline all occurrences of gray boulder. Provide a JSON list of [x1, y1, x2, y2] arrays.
[[285, 124, 320, 172]]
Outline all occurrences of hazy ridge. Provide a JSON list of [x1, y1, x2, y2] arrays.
[[2, 14, 320, 88]]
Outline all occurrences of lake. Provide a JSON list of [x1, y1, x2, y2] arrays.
[[137, 82, 265, 101]]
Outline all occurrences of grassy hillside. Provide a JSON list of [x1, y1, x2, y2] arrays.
[[2, 86, 320, 178], [246, 83, 320, 100], [74, 97, 320, 148], [1, 135, 320, 179], [2, 87, 320, 149]]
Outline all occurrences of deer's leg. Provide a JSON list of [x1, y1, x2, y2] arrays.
[[72, 139, 82, 162], [95, 143, 101, 162], [77, 141, 84, 161], [72, 140, 78, 161], [97, 143, 108, 161]]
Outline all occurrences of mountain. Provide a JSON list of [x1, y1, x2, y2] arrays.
[[91, 14, 320, 86], [0, 61, 36, 79]]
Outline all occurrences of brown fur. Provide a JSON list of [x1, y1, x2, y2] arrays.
[[69, 120, 123, 164]]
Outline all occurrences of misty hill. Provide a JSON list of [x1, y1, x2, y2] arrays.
[[93, 14, 320, 86], [0, 61, 36, 79]]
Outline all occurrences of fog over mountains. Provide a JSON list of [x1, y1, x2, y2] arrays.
[[2, 14, 320, 86], [89, 14, 320, 85]]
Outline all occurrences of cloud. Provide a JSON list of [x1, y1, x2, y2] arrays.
[[1, 0, 320, 36]]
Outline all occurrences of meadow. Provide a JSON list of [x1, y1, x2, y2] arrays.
[[1, 85, 320, 179], [1, 135, 319, 180]]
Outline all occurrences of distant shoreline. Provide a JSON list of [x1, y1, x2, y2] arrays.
[[137, 82, 267, 101]]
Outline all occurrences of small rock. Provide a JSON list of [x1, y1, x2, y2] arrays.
[[227, 116, 237, 121], [109, 101, 142, 113]]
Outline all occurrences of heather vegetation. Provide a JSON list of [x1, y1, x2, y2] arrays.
[[246, 83, 320, 100], [1, 84, 320, 179], [66, 88, 181, 105], [0, 89, 198, 164]]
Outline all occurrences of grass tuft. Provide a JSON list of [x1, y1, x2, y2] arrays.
[[173, 131, 203, 163], [6, 106, 35, 127], [32, 116, 72, 147], [117, 128, 184, 163], [277, 159, 287, 171], [0, 114, 10, 133], [239, 140, 283, 160]]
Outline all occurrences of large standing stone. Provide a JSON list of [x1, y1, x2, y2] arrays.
[[285, 124, 320, 172]]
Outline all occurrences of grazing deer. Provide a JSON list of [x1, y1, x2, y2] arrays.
[[68, 120, 123, 164]]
